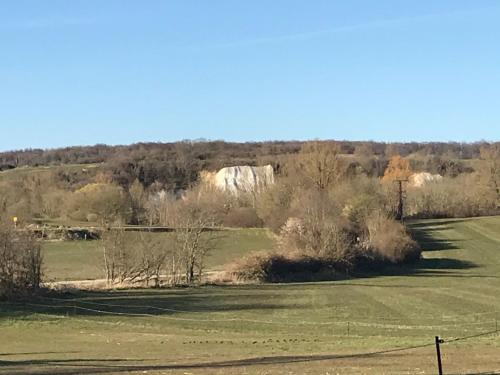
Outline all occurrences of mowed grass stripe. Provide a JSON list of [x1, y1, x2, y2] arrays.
[[2, 216, 500, 375], [418, 288, 499, 319], [466, 219, 500, 246], [451, 224, 499, 266], [407, 219, 500, 322]]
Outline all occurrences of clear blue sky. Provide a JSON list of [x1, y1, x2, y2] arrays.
[[1, 0, 500, 151]]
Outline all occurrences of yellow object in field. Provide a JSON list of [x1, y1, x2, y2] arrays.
[[13, 217, 18, 224]]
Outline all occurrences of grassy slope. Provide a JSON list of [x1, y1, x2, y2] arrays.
[[42, 228, 276, 281], [0, 163, 101, 181], [1, 216, 500, 374]]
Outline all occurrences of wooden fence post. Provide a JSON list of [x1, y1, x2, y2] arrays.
[[435, 336, 444, 375]]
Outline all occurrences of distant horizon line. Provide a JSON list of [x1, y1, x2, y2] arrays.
[[1, 137, 498, 154]]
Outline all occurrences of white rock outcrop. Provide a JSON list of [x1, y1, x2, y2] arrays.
[[409, 172, 443, 187], [203, 165, 275, 194]]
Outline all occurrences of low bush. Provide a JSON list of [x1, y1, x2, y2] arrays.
[[256, 181, 295, 233], [284, 189, 355, 261], [67, 183, 132, 223], [406, 174, 499, 219], [226, 251, 350, 283], [223, 207, 263, 228], [364, 213, 421, 264], [226, 209, 421, 283], [0, 225, 43, 299]]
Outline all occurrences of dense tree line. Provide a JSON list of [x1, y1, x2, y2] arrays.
[[0, 140, 489, 190], [0, 140, 488, 168], [0, 140, 497, 226]]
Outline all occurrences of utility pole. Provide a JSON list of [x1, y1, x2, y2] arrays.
[[435, 336, 444, 375]]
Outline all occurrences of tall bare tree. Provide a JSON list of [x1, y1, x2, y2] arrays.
[[0, 223, 43, 298], [129, 179, 147, 225], [101, 227, 149, 285], [167, 189, 220, 285], [297, 141, 343, 190], [283, 189, 352, 261], [480, 143, 500, 203], [136, 232, 169, 287]]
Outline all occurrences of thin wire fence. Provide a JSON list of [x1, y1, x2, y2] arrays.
[[27, 296, 500, 332], [3, 297, 500, 374]]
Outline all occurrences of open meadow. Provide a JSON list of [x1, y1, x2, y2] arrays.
[[41, 228, 277, 282], [1, 216, 500, 374]]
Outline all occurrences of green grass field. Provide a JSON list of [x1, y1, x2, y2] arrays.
[[0, 163, 102, 184], [1, 216, 500, 374], [41, 228, 277, 281]]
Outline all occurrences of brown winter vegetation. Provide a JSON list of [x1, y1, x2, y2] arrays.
[[0, 140, 498, 287], [227, 143, 423, 283], [0, 222, 43, 299]]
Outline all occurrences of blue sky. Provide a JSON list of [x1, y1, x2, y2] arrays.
[[1, 0, 500, 151]]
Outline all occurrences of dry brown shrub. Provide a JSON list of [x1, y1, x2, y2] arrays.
[[365, 213, 421, 263], [0, 224, 43, 299], [223, 207, 263, 228], [255, 180, 294, 232], [406, 173, 498, 218], [225, 250, 349, 283]]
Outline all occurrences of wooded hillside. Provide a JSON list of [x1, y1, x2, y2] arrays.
[[0, 140, 488, 191]]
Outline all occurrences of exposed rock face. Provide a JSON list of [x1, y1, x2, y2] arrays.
[[409, 172, 443, 187], [202, 165, 275, 194]]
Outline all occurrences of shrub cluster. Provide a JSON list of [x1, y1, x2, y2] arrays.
[[363, 214, 421, 264], [0, 224, 43, 298], [228, 193, 421, 283], [222, 207, 263, 228], [406, 174, 499, 218], [226, 252, 350, 283]]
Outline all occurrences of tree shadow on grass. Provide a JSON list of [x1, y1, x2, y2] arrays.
[[242, 220, 478, 284], [0, 288, 305, 320], [0, 219, 483, 319], [351, 221, 478, 281], [0, 347, 424, 375], [0, 352, 80, 357], [0, 358, 150, 374], [409, 226, 462, 252], [352, 256, 478, 283], [408, 219, 470, 229]]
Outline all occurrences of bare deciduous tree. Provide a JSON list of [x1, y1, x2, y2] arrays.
[[165, 187, 221, 285], [129, 179, 147, 225], [0, 223, 43, 298], [297, 141, 343, 190], [102, 227, 139, 285], [480, 143, 500, 203], [283, 189, 353, 262], [135, 232, 169, 287], [169, 203, 217, 284], [101, 222, 214, 287], [145, 188, 176, 226]]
